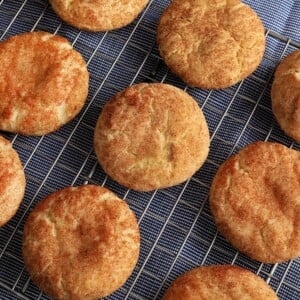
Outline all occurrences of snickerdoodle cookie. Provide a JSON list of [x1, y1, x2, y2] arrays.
[[50, 0, 149, 31], [94, 83, 210, 191], [157, 0, 265, 89], [23, 185, 140, 299], [271, 49, 300, 141], [210, 141, 300, 263], [163, 265, 278, 299], [0, 31, 89, 135], [0, 136, 25, 227]]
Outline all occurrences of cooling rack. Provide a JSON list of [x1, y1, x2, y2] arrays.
[[0, 0, 299, 299]]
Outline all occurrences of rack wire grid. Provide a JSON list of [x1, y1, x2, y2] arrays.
[[0, 0, 299, 300]]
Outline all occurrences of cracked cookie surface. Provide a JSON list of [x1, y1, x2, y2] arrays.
[[0, 136, 25, 227], [22, 185, 140, 300], [163, 265, 278, 299], [157, 0, 265, 89], [210, 141, 300, 263], [271, 50, 300, 141], [50, 0, 149, 31], [94, 83, 210, 191], [0, 31, 89, 135]]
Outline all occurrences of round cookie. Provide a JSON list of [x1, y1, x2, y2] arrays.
[[157, 0, 265, 89], [0, 136, 25, 227], [22, 185, 140, 299], [94, 83, 210, 191], [271, 50, 300, 141], [0, 31, 89, 135], [163, 265, 278, 300], [210, 141, 300, 263], [49, 0, 150, 32]]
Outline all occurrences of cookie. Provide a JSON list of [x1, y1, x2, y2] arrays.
[[22, 185, 140, 299], [49, 0, 150, 32], [210, 141, 300, 263], [157, 0, 265, 89], [163, 265, 278, 299], [0, 31, 89, 135], [271, 49, 300, 141], [94, 83, 210, 191], [0, 136, 25, 227]]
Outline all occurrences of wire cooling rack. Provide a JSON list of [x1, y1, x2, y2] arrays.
[[0, 1, 299, 299]]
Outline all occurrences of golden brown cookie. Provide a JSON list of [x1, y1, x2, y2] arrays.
[[23, 185, 140, 300], [271, 50, 300, 141], [0, 136, 25, 227], [163, 265, 278, 300], [210, 141, 300, 263], [157, 0, 265, 89], [94, 83, 210, 191], [49, 0, 150, 32], [0, 31, 89, 135]]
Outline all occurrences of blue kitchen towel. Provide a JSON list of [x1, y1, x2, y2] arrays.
[[0, 1, 299, 300], [246, 0, 300, 42]]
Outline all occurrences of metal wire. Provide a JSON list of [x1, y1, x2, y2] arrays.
[[0, 1, 299, 299]]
